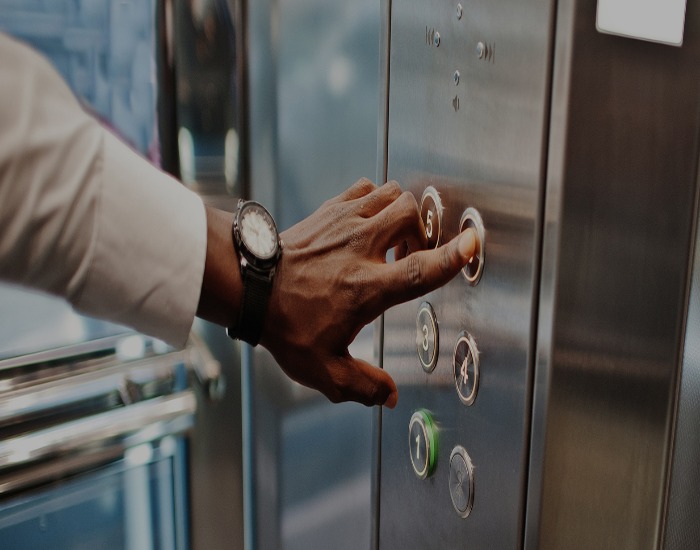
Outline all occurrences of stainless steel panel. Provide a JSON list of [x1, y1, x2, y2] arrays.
[[187, 321, 244, 550], [378, 0, 555, 547], [244, 1, 381, 548], [665, 184, 700, 549], [526, 1, 700, 548]]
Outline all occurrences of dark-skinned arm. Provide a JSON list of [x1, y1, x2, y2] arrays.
[[196, 178, 477, 409]]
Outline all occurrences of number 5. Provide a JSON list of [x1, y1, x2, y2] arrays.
[[426, 209, 434, 239]]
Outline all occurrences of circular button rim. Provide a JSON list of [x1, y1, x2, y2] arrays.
[[416, 301, 439, 373], [408, 409, 437, 479], [453, 331, 480, 406], [420, 186, 444, 249], [449, 445, 475, 518], [459, 207, 486, 285]]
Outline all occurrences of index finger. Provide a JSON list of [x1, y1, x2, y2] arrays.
[[376, 228, 477, 310]]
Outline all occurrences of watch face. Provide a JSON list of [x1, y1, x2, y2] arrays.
[[239, 203, 278, 259]]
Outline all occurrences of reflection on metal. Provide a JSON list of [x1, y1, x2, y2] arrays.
[[377, 0, 553, 546], [0, 392, 194, 484], [377, 0, 700, 548], [665, 174, 700, 548], [172, 0, 246, 201], [244, 0, 381, 548], [526, 1, 700, 548]]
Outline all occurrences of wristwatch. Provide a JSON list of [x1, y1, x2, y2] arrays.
[[226, 199, 282, 346]]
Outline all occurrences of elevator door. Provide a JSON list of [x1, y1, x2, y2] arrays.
[[378, 0, 554, 547]]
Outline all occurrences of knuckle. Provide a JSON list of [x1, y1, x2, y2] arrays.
[[355, 177, 376, 194], [439, 242, 459, 276], [383, 180, 402, 197], [398, 192, 420, 223], [405, 253, 424, 290], [398, 189, 418, 209]]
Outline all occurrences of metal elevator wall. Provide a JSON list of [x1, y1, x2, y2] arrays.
[[376, 0, 700, 548], [376, 0, 555, 547]]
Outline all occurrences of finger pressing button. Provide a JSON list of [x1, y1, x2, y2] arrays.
[[459, 207, 485, 285]]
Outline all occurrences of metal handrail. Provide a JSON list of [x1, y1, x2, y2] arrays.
[[0, 352, 189, 424], [0, 392, 196, 469]]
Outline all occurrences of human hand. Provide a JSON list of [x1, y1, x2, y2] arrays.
[[260, 178, 477, 408]]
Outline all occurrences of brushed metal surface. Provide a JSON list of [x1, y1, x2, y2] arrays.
[[663, 171, 700, 548], [244, 1, 382, 549], [526, 0, 700, 548], [378, 0, 555, 547]]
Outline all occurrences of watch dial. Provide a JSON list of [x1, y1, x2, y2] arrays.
[[240, 206, 277, 259]]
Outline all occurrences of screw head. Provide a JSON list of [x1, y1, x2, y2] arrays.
[[453, 70, 460, 85], [457, 3, 463, 20], [476, 41, 485, 59], [434, 32, 441, 47]]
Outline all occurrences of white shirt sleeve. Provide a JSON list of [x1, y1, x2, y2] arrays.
[[0, 33, 207, 348]]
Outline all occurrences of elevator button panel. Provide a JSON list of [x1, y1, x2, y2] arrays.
[[409, 409, 437, 479], [453, 331, 480, 406], [449, 446, 475, 518], [380, 0, 553, 544], [416, 302, 439, 372], [460, 207, 486, 285], [420, 186, 444, 249]]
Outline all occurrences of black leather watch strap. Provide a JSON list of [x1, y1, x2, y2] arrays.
[[227, 267, 273, 346]]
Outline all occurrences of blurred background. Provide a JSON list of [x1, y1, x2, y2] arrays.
[[0, 0, 379, 549]]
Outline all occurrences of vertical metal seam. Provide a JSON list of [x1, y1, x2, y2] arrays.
[[658, 82, 700, 550], [522, 0, 576, 546], [372, 0, 392, 547], [519, 0, 560, 546]]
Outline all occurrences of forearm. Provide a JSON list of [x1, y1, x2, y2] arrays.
[[0, 33, 206, 348]]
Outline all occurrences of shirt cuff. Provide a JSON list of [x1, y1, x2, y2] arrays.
[[72, 129, 207, 348]]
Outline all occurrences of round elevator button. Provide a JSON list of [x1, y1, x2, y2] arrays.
[[449, 445, 475, 518], [420, 186, 444, 249], [453, 331, 479, 406], [416, 302, 439, 373], [408, 409, 437, 479], [459, 207, 485, 285]]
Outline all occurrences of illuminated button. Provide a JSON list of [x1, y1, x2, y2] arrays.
[[420, 186, 444, 249], [449, 446, 475, 518], [408, 409, 437, 479], [459, 207, 486, 285], [453, 331, 479, 406], [416, 302, 439, 373]]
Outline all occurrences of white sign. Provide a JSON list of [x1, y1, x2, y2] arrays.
[[597, 0, 687, 47]]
